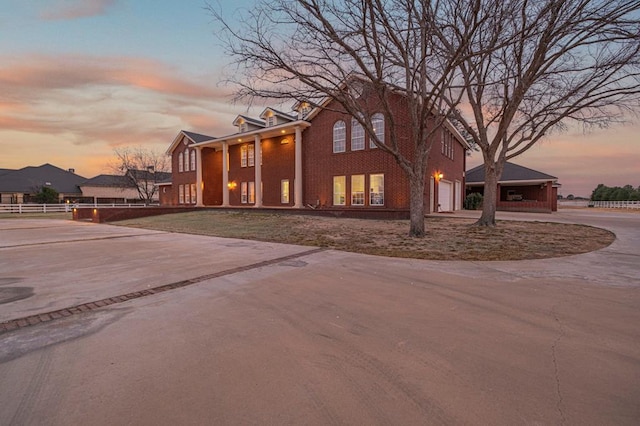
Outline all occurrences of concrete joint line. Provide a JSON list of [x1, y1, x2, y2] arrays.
[[0, 232, 167, 250], [0, 247, 326, 335]]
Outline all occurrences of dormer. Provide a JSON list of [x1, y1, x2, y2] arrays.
[[232, 115, 266, 133], [259, 107, 297, 127], [292, 101, 313, 119]]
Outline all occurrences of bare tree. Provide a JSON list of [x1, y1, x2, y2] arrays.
[[440, 0, 640, 226], [113, 146, 170, 205], [208, 0, 478, 237]]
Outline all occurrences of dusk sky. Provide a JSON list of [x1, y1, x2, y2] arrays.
[[1, 0, 638, 197]]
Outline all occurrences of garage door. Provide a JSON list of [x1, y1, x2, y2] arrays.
[[438, 180, 452, 212]]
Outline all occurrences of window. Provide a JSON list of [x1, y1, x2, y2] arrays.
[[248, 144, 255, 167], [190, 150, 196, 171], [190, 183, 196, 204], [333, 176, 346, 205], [370, 174, 384, 206], [267, 116, 275, 127], [239, 123, 247, 132], [184, 149, 189, 172], [178, 153, 183, 172], [281, 179, 290, 203], [333, 121, 346, 153], [351, 175, 365, 205], [178, 185, 184, 204], [241, 182, 248, 203], [371, 113, 384, 148], [248, 182, 255, 203], [241, 145, 247, 167], [351, 118, 365, 151], [240, 144, 255, 167], [442, 132, 454, 160]]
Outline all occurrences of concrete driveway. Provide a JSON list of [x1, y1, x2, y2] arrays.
[[1, 210, 638, 425]]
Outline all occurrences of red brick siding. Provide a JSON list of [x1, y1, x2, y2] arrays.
[[169, 138, 197, 206], [202, 148, 223, 205], [303, 95, 467, 212], [261, 136, 295, 206]]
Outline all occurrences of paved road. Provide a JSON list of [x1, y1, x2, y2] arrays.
[[1, 210, 638, 425]]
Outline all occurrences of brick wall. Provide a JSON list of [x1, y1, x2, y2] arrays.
[[302, 94, 467, 212]]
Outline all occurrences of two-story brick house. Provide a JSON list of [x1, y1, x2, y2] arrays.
[[162, 90, 469, 215]]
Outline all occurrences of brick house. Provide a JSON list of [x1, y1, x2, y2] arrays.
[[162, 91, 469, 216]]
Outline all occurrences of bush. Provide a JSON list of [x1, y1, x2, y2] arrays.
[[464, 193, 483, 210]]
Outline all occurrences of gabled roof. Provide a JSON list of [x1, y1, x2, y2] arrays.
[[166, 130, 216, 155], [0, 164, 86, 194], [182, 130, 215, 144], [0, 168, 14, 176], [466, 162, 558, 184], [259, 107, 297, 121], [232, 114, 266, 128], [127, 169, 172, 182], [81, 174, 133, 187]]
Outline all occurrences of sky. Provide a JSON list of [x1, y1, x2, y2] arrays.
[[1, 0, 638, 198]]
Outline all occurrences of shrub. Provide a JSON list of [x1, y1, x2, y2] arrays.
[[464, 193, 483, 210]]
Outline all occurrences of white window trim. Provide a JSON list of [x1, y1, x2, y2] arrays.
[[184, 149, 189, 172], [369, 174, 384, 206], [333, 176, 346, 206], [178, 153, 184, 173], [241, 182, 248, 203], [281, 179, 290, 204], [333, 121, 346, 153], [351, 175, 365, 206], [371, 113, 384, 148], [241, 145, 248, 167], [351, 118, 365, 151]]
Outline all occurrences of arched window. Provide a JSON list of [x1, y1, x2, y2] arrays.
[[333, 120, 346, 153], [178, 153, 184, 172], [190, 150, 196, 170], [371, 113, 384, 148], [184, 149, 189, 171], [351, 118, 364, 151]]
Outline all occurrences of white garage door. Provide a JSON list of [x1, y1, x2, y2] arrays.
[[438, 180, 452, 212]]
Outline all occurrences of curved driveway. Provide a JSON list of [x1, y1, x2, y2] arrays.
[[1, 210, 638, 425]]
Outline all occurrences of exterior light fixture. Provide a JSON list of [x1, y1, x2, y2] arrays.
[[281, 138, 290, 144], [281, 130, 286, 134], [227, 181, 237, 190], [437, 172, 444, 181]]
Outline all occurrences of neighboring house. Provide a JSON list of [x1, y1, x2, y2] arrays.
[[465, 162, 560, 212], [162, 89, 469, 215], [0, 164, 86, 203], [79, 174, 143, 204]]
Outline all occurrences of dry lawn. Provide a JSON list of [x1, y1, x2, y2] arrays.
[[115, 210, 615, 261]]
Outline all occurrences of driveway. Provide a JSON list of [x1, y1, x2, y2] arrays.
[[1, 210, 639, 425]]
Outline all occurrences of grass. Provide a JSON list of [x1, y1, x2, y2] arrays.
[[113, 210, 615, 261], [0, 212, 72, 220]]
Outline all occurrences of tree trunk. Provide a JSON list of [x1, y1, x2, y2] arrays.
[[476, 163, 498, 227], [408, 174, 427, 237]]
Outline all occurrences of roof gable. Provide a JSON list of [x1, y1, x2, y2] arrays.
[[166, 130, 216, 155], [0, 163, 86, 194], [466, 162, 557, 184]]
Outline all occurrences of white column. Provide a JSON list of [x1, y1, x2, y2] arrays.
[[254, 134, 262, 207], [294, 126, 303, 208], [222, 142, 229, 206], [195, 147, 203, 207]]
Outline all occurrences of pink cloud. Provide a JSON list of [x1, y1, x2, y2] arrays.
[[39, 0, 117, 21]]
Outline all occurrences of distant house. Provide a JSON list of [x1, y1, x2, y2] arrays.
[[0, 164, 86, 203], [81, 170, 171, 204], [465, 162, 560, 212], [79, 174, 141, 204]]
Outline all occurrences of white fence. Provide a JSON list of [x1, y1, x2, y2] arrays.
[[588, 200, 640, 209], [0, 203, 158, 214]]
